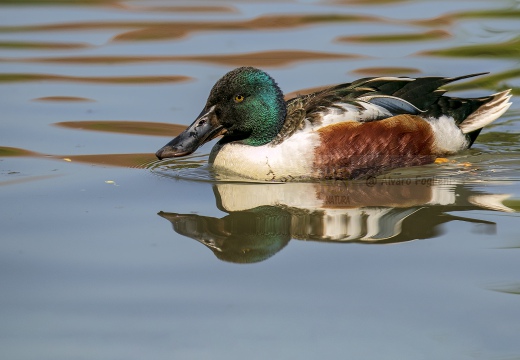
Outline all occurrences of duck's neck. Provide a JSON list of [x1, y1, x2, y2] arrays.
[[242, 94, 287, 146]]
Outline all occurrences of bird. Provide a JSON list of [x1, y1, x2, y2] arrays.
[[155, 66, 511, 181]]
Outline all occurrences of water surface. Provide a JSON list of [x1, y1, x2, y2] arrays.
[[1, 0, 519, 359]]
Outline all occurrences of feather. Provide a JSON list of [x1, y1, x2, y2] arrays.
[[358, 95, 424, 115], [459, 90, 512, 134]]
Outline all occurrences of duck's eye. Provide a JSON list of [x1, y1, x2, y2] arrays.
[[234, 94, 245, 103]]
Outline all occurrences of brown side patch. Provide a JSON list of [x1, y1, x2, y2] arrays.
[[314, 115, 436, 179]]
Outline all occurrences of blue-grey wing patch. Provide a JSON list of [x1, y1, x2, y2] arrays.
[[360, 95, 424, 115]]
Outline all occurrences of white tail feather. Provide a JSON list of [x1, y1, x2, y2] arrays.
[[459, 90, 512, 134]]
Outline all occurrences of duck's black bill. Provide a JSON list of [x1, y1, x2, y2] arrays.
[[155, 107, 224, 160]]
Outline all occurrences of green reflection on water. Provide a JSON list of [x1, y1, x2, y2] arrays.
[[503, 199, 520, 212], [0, 41, 88, 50], [338, 29, 450, 43], [423, 37, 520, 59], [446, 69, 520, 95], [489, 283, 520, 295], [476, 132, 520, 151], [0, 146, 36, 157], [414, 8, 520, 26], [458, 8, 520, 20]]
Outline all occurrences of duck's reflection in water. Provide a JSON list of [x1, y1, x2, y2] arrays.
[[159, 180, 513, 263]]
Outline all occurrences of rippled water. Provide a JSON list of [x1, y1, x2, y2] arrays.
[[1, 1, 519, 359]]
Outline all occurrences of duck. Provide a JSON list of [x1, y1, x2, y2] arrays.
[[155, 67, 512, 181]]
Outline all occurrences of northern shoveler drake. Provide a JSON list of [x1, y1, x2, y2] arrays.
[[155, 67, 512, 181]]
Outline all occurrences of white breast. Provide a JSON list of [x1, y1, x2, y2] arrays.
[[211, 129, 319, 181]]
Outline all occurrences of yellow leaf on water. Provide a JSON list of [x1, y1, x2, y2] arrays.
[[434, 158, 449, 164]]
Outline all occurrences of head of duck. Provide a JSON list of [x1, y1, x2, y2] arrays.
[[155, 67, 287, 159]]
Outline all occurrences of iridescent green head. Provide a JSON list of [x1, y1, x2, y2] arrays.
[[156, 67, 287, 159]]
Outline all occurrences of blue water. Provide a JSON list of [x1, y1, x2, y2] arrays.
[[1, 1, 519, 359]]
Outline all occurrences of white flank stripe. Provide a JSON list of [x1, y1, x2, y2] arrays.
[[428, 115, 469, 154]]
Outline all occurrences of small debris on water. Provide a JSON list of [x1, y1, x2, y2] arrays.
[[434, 158, 449, 164]]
